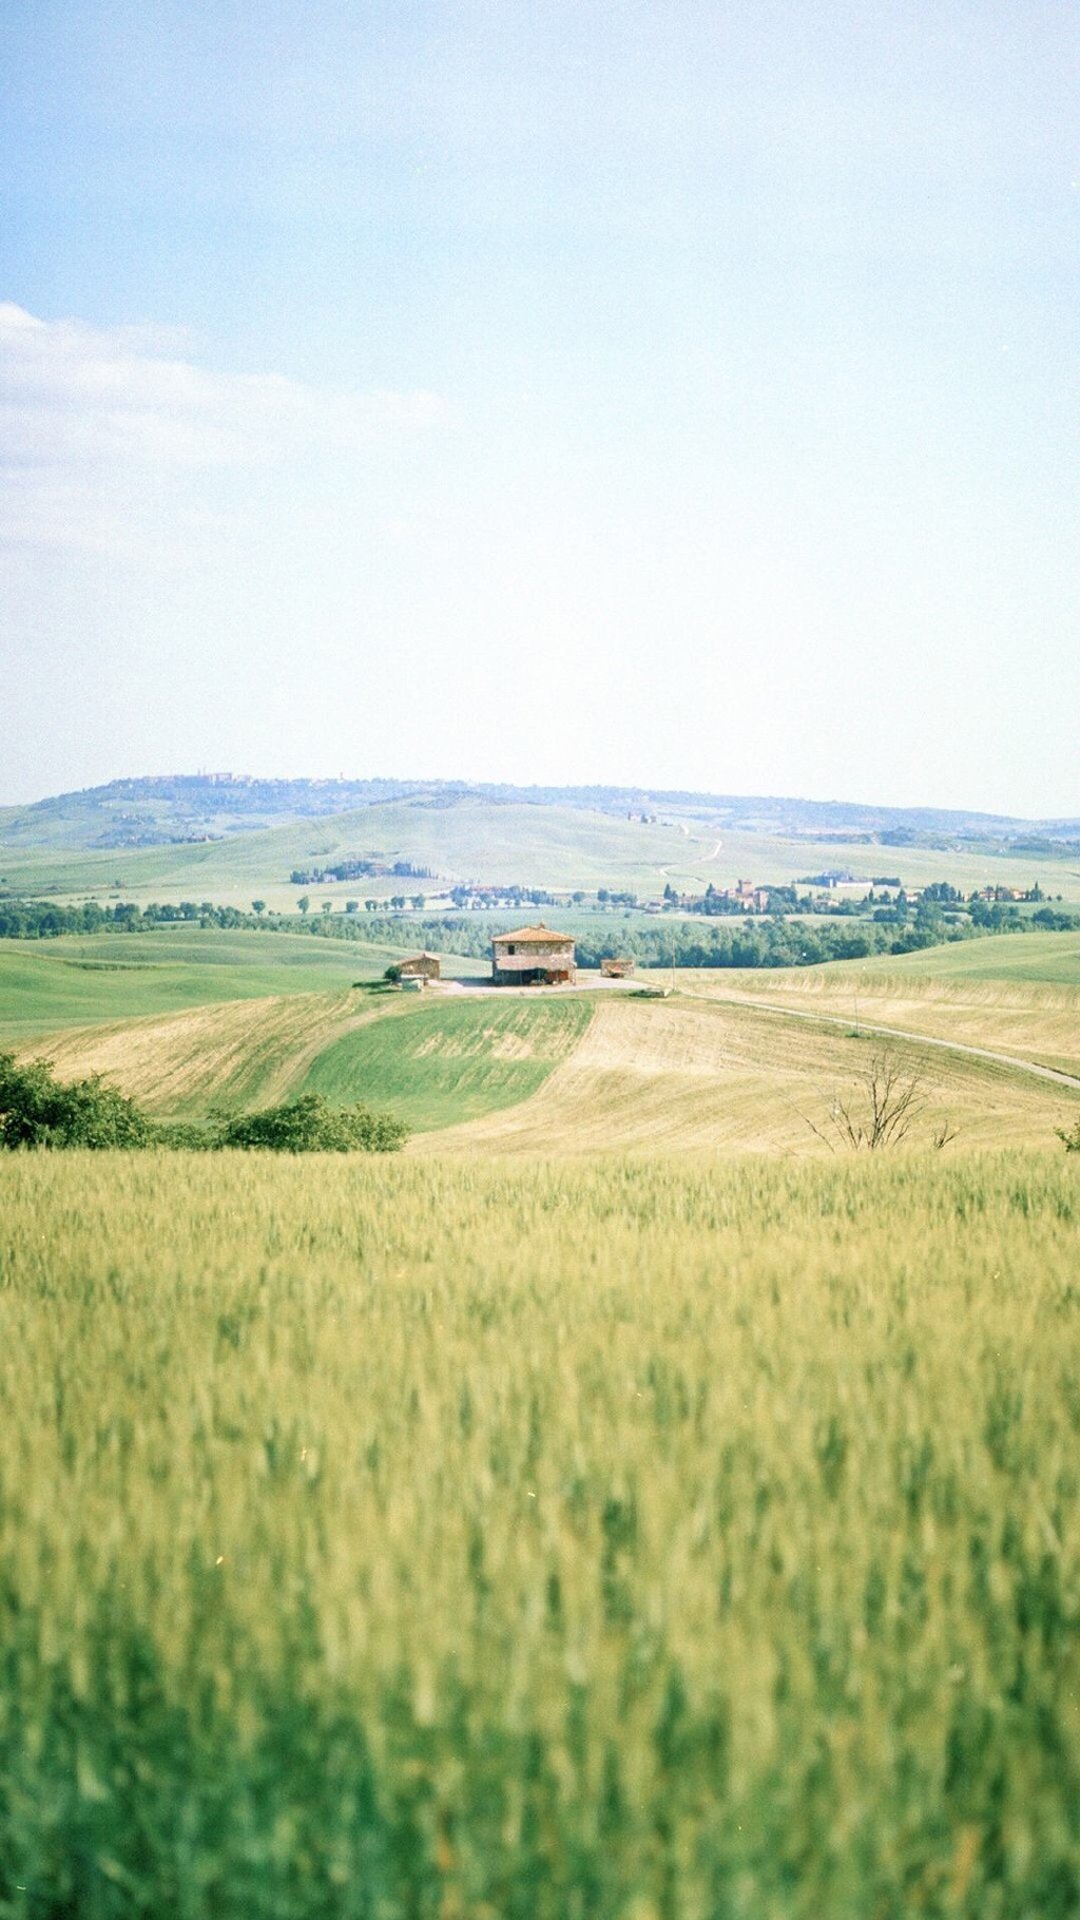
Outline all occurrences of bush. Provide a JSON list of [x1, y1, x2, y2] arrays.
[[212, 1092, 408, 1153], [1056, 1118, 1080, 1152], [0, 1056, 407, 1154], [149, 1119, 213, 1150], [0, 1052, 152, 1149]]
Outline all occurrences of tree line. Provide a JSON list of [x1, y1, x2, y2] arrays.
[[1, 894, 1075, 962]]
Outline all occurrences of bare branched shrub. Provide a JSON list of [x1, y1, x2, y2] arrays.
[[801, 1051, 954, 1153]]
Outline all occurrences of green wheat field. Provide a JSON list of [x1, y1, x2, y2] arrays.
[[1, 1148, 1077, 1919]]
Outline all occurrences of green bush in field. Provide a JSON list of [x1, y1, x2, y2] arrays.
[[0, 1049, 151, 1148], [0, 1054, 408, 1154], [1056, 1116, 1080, 1151], [212, 1089, 408, 1152]]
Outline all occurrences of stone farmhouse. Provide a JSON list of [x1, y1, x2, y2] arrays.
[[491, 924, 576, 986]]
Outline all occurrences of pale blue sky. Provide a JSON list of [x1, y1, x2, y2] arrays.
[[2, 1, 1077, 814]]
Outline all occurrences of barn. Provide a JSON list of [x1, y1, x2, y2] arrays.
[[399, 952, 442, 982], [601, 956, 635, 979], [491, 923, 576, 986]]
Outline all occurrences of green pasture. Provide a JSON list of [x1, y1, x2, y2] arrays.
[[841, 928, 1080, 990], [0, 927, 482, 1043], [0, 799, 695, 903], [302, 993, 594, 1130], [1, 1149, 1077, 1917], [706, 930, 1080, 1001]]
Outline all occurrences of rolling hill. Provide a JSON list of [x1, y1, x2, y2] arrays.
[[0, 925, 485, 1044], [691, 931, 1080, 1079], [4, 791, 1079, 909], [7, 771, 1079, 854], [23, 973, 1079, 1153], [3, 774, 1079, 914], [422, 993, 1079, 1155]]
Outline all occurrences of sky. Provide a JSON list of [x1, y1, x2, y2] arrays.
[[1, 0, 1077, 817]]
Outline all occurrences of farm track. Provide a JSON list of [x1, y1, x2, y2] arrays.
[[696, 991, 1080, 1090]]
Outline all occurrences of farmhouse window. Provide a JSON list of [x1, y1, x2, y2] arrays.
[[508, 944, 515, 954]]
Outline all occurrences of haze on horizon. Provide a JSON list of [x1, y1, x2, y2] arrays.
[[1, 2, 1077, 819]]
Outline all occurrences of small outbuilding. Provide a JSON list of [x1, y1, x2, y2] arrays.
[[399, 952, 442, 982], [491, 923, 576, 986], [601, 956, 635, 979]]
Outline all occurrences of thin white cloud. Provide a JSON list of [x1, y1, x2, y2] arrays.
[[0, 303, 448, 554]]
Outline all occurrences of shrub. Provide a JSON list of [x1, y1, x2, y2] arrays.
[[0, 1052, 152, 1149], [1055, 1118, 1080, 1152], [149, 1119, 213, 1149], [212, 1091, 408, 1153]]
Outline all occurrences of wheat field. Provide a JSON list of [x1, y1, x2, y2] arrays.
[[0, 1147, 1077, 1917], [693, 933, 1080, 1080], [425, 996, 1079, 1156]]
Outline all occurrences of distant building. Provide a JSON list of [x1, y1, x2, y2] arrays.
[[399, 952, 441, 982], [491, 923, 576, 986], [601, 956, 635, 979]]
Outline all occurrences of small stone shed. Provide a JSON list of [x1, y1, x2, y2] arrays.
[[399, 952, 442, 982], [491, 923, 576, 986], [601, 956, 636, 979]]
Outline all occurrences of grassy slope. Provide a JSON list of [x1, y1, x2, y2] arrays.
[[301, 994, 594, 1130], [27, 988, 596, 1131], [5, 794, 1079, 905], [0, 927, 485, 1044], [0, 799, 695, 903], [691, 931, 1080, 1077], [1, 1149, 1077, 1916], [29, 990, 369, 1118]]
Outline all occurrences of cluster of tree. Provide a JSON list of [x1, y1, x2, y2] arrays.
[[291, 913, 966, 969], [448, 884, 562, 909], [1030, 905, 1080, 931], [0, 1052, 154, 1148], [0, 899, 267, 939], [289, 859, 433, 884], [0, 1054, 407, 1153], [212, 1092, 408, 1152], [3, 892, 1077, 956]]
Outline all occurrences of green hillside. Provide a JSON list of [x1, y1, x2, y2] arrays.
[[28, 987, 596, 1132], [0, 927, 482, 1043], [301, 994, 594, 1130], [5, 791, 1079, 907], [0, 799, 691, 902], [832, 927, 1080, 989]]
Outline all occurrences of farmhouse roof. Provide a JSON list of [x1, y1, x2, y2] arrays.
[[491, 922, 574, 946]]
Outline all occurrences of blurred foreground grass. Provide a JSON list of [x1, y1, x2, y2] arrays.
[[0, 1149, 1076, 1918]]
